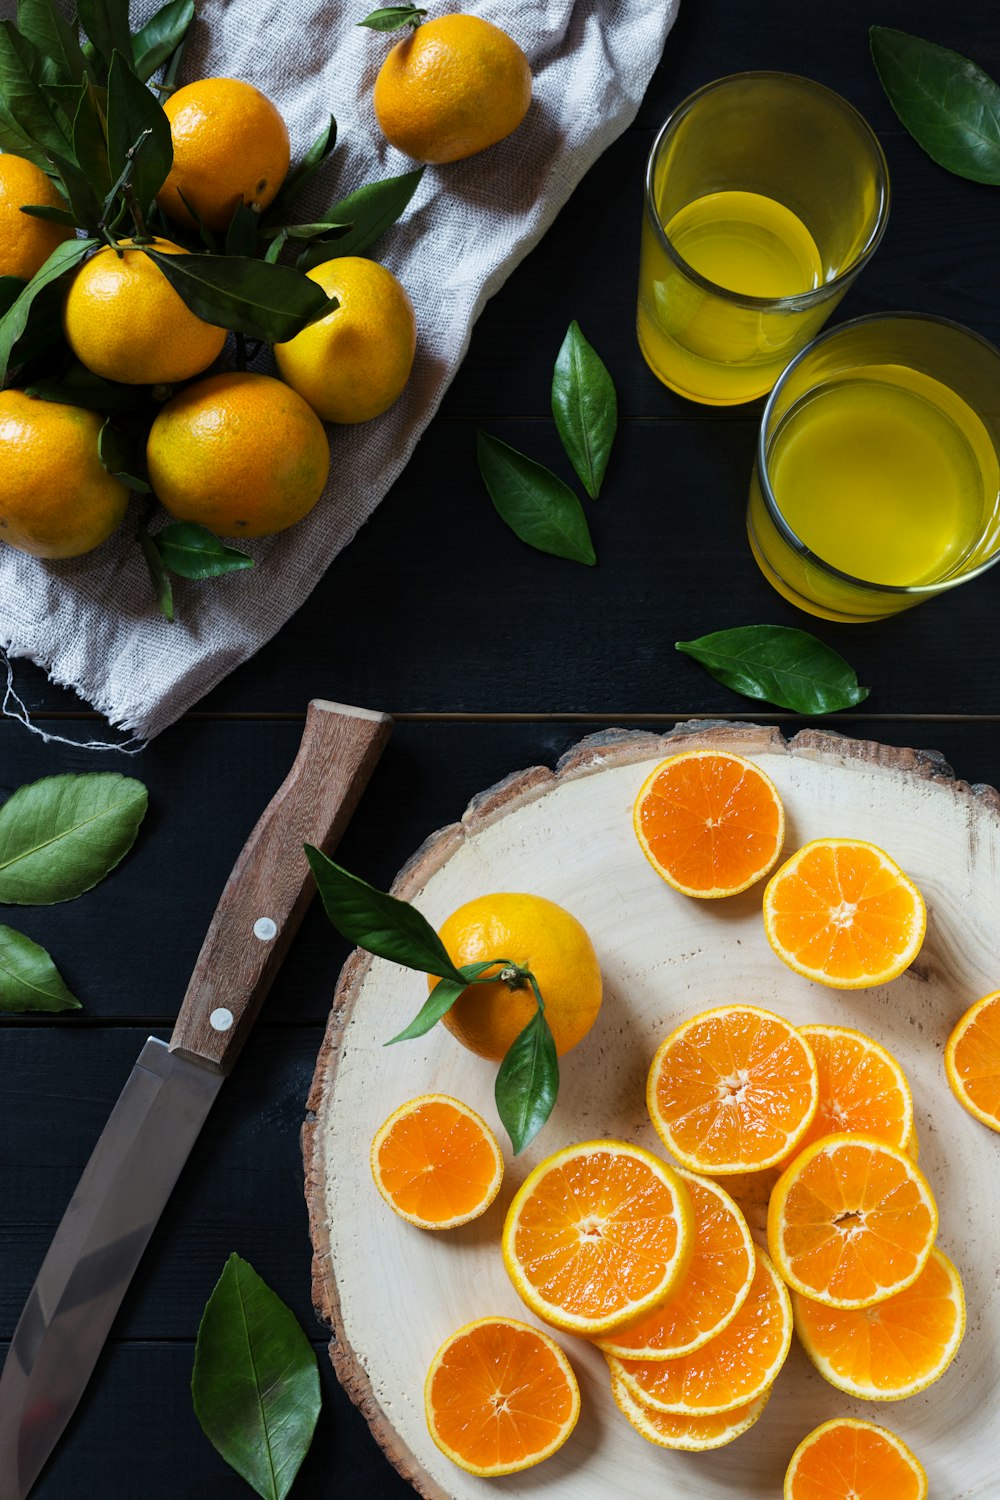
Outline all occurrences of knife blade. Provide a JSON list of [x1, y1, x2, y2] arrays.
[[0, 698, 391, 1500]]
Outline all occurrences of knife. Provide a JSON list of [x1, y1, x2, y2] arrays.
[[0, 698, 392, 1500]]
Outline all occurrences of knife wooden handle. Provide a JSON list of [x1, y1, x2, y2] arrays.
[[169, 699, 392, 1074]]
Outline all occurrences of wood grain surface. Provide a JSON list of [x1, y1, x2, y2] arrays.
[[306, 724, 1000, 1499]]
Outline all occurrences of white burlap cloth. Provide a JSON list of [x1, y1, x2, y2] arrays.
[[0, 0, 678, 739]]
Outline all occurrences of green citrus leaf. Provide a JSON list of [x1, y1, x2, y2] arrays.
[[98, 418, 152, 491], [192, 1254, 321, 1500], [18, 201, 77, 227], [0, 772, 148, 905], [495, 1006, 559, 1154], [72, 77, 112, 199], [0, 20, 76, 165], [76, 0, 132, 81], [268, 220, 352, 243], [0, 925, 81, 1013], [871, 27, 1000, 184], [27, 362, 154, 412], [155, 523, 254, 580], [0, 238, 96, 384], [132, 0, 195, 82], [143, 247, 335, 341], [265, 113, 337, 223], [385, 960, 499, 1045], [357, 5, 427, 31], [477, 430, 596, 565], [16, 0, 90, 86], [551, 320, 617, 499], [137, 521, 174, 622], [295, 168, 423, 268], [107, 50, 173, 213], [305, 846, 468, 985], [224, 199, 260, 257], [675, 625, 870, 714]]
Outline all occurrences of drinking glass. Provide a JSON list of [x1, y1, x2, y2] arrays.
[[747, 313, 1000, 621], [637, 72, 890, 405]]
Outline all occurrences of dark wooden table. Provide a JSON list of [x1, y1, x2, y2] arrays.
[[3, 0, 999, 1494]]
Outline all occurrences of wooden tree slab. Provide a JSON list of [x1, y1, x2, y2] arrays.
[[303, 721, 1000, 1500]]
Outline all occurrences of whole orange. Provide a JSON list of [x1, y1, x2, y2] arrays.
[[430, 893, 602, 1061], [0, 392, 129, 558], [62, 239, 227, 386], [157, 78, 290, 231], [0, 154, 74, 280], [274, 257, 416, 424], [146, 372, 329, 537], [373, 15, 532, 164]]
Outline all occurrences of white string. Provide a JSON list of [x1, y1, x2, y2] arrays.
[[1, 652, 145, 755]]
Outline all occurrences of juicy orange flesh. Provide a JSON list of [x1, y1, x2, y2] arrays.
[[767, 844, 920, 980], [777, 1141, 934, 1303], [612, 1376, 762, 1442], [602, 1177, 752, 1355], [637, 754, 782, 891], [428, 1322, 575, 1469], [618, 1250, 787, 1412], [653, 1010, 816, 1166], [788, 1423, 925, 1499], [795, 1250, 962, 1392], [511, 1151, 682, 1319], [375, 1101, 498, 1222], [794, 1028, 910, 1155], [951, 995, 1000, 1120]]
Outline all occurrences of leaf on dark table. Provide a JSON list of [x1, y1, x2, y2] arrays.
[[305, 846, 468, 984], [551, 319, 617, 499], [156, 523, 254, 580], [0, 925, 81, 1012], [495, 1007, 559, 1154], [870, 26, 1000, 184], [477, 430, 596, 565], [0, 772, 148, 905], [143, 248, 335, 341], [675, 625, 870, 714], [296, 168, 423, 268], [192, 1253, 321, 1500]]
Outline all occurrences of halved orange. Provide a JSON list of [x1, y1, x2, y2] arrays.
[[794, 1246, 966, 1401], [784, 1418, 927, 1500], [633, 750, 785, 898], [424, 1316, 580, 1476], [768, 1132, 938, 1309], [610, 1370, 769, 1451], [785, 1024, 914, 1162], [501, 1140, 694, 1336], [597, 1171, 755, 1360], [370, 1094, 503, 1230], [647, 1004, 819, 1174], [945, 988, 1000, 1133], [763, 838, 926, 989], [609, 1245, 792, 1415]]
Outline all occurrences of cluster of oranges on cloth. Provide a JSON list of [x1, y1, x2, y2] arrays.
[[364, 750, 999, 1497], [0, 7, 532, 565]]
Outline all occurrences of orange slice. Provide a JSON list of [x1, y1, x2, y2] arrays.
[[768, 1132, 938, 1308], [610, 1371, 769, 1451], [633, 750, 785, 897], [785, 1024, 914, 1162], [763, 838, 925, 989], [501, 1140, 694, 1336], [784, 1418, 928, 1500], [945, 988, 1000, 1132], [794, 1246, 966, 1401], [597, 1171, 755, 1360], [647, 1004, 819, 1173], [609, 1245, 792, 1415], [424, 1316, 580, 1476], [370, 1094, 503, 1230]]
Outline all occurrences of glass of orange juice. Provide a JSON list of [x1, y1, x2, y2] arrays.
[[747, 313, 1000, 621], [638, 73, 890, 405]]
